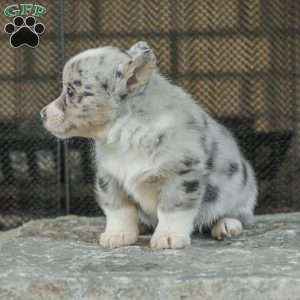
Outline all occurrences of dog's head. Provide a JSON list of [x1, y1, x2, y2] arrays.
[[41, 41, 156, 139]]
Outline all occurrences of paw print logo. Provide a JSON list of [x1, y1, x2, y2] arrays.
[[4, 16, 45, 48]]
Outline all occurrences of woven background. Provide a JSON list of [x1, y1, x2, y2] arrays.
[[0, 0, 299, 229]]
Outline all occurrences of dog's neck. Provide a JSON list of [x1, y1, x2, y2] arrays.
[[95, 72, 173, 143]]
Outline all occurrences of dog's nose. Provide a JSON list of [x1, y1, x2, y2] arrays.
[[40, 107, 47, 120]]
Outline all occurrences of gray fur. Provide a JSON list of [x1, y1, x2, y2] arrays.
[[227, 162, 239, 177], [73, 80, 82, 86], [82, 91, 94, 97], [203, 184, 219, 202], [242, 162, 248, 186], [183, 180, 200, 193], [206, 141, 217, 170]]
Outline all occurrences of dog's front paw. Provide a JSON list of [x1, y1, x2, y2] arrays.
[[211, 218, 242, 240], [100, 231, 138, 248], [150, 232, 191, 249]]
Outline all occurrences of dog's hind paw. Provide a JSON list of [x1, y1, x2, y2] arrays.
[[211, 218, 242, 240]]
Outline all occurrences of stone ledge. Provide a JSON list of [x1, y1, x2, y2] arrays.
[[0, 213, 300, 300]]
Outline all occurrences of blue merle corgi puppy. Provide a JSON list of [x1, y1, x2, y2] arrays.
[[41, 41, 257, 249]]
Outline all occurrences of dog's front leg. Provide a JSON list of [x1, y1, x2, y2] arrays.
[[100, 206, 139, 248], [151, 170, 203, 249], [96, 173, 139, 248], [150, 209, 198, 249]]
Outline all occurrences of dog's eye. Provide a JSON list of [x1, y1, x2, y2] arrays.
[[67, 87, 74, 97]]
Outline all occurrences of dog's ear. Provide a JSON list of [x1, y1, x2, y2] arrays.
[[115, 42, 156, 97]]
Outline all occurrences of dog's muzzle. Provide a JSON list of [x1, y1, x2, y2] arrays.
[[40, 101, 65, 134]]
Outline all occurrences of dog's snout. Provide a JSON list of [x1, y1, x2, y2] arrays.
[[40, 107, 47, 121]]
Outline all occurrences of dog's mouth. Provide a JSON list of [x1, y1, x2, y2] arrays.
[[47, 128, 68, 139], [42, 114, 76, 138], [43, 108, 113, 139], [43, 122, 70, 138]]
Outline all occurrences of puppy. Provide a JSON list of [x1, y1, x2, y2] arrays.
[[41, 41, 257, 249]]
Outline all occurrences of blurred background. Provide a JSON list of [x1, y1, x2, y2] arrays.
[[0, 0, 299, 230]]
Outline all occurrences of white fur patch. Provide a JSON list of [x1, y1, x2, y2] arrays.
[[150, 209, 198, 249], [100, 207, 139, 248]]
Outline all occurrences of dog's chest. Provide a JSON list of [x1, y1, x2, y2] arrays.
[[99, 145, 153, 181], [98, 144, 160, 216]]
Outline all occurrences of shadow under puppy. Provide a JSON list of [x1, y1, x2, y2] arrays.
[[41, 41, 257, 249]]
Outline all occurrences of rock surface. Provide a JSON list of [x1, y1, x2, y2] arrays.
[[0, 213, 300, 300]]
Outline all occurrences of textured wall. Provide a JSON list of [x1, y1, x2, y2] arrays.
[[0, 0, 299, 228]]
